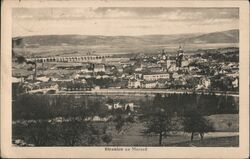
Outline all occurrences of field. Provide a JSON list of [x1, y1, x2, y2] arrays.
[[206, 114, 239, 132], [103, 114, 239, 146], [167, 136, 239, 147], [106, 123, 238, 146]]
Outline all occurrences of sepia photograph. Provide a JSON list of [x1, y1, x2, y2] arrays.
[[1, 0, 249, 158]]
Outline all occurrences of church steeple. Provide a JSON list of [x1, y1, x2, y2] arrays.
[[176, 46, 184, 67], [177, 46, 184, 56]]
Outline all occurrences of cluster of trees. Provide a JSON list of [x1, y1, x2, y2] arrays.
[[143, 93, 238, 116], [210, 76, 239, 92], [13, 121, 112, 146], [201, 51, 239, 63], [13, 94, 136, 146], [88, 78, 114, 88], [183, 110, 214, 141], [59, 81, 91, 91], [13, 94, 113, 146], [140, 94, 215, 145], [58, 78, 127, 90], [197, 47, 239, 63]]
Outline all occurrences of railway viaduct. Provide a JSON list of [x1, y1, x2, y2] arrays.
[[27, 55, 110, 63]]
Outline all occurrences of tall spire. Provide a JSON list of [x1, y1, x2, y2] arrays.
[[176, 46, 184, 67]]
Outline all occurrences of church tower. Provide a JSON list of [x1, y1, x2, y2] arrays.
[[176, 46, 184, 67]]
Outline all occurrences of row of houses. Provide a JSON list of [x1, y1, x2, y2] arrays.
[[133, 72, 185, 81], [128, 79, 167, 89]]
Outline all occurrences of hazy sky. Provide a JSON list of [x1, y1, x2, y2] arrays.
[[12, 7, 239, 37]]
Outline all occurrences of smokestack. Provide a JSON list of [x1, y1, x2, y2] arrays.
[[26, 61, 37, 81], [12, 37, 24, 48], [12, 37, 24, 58], [13, 37, 37, 81]]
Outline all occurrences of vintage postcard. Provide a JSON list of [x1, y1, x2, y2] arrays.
[[1, 0, 249, 158]]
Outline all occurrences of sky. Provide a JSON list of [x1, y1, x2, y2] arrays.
[[12, 7, 239, 37]]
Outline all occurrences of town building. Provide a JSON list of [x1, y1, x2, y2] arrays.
[[125, 103, 136, 111], [201, 77, 211, 89], [232, 78, 239, 88], [128, 79, 142, 88], [94, 64, 105, 72], [142, 81, 158, 88], [143, 73, 170, 81], [12, 77, 23, 83]]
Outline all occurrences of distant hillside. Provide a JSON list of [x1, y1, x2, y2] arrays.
[[175, 29, 239, 44], [14, 29, 239, 47]]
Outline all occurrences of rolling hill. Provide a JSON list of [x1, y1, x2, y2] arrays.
[[175, 29, 239, 44], [14, 29, 239, 47]]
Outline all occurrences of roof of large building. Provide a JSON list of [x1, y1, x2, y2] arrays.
[[143, 72, 169, 76]]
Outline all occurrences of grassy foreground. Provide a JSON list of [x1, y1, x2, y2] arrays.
[[166, 136, 239, 147], [12, 114, 239, 146], [107, 114, 239, 146]]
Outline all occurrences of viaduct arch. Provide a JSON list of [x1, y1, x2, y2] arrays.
[[27, 55, 110, 63]]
